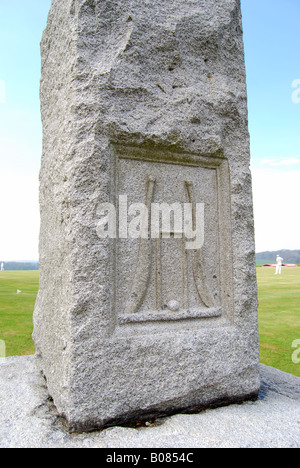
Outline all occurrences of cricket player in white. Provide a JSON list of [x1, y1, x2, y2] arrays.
[[275, 255, 283, 275]]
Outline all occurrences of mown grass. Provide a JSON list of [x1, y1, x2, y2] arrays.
[[0, 271, 39, 356], [257, 267, 300, 377], [0, 268, 299, 377]]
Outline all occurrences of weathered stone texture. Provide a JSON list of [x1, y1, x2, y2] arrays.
[[33, 0, 260, 432]]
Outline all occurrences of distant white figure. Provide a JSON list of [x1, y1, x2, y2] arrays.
[[0, 262, 4, 272], [275, 255, 283, 275], [17, 290, 22, 295]]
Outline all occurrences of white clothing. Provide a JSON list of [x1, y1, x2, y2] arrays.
[[275, 257, 283, 275]]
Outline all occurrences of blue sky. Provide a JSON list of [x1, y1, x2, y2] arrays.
[[241, 0, 300, 166], [0, 0, 299, 260], [0, 0, 50, 176], [241, 0, 300, 254]]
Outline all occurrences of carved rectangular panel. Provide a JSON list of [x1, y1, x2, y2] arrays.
[[112, 146, 233, 328]]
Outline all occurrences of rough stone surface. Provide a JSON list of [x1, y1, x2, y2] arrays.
[[33, 0, 260, 431], [0, 356, 299, 448]]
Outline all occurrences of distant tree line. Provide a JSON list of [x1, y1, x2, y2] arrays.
[[0, 262, 39, 271], [256, 250, 300, 265]]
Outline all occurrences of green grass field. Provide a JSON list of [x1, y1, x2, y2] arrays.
[[257, 267, 300, 377], [0, 268, 299, 377], [0, 271, 39, 356]]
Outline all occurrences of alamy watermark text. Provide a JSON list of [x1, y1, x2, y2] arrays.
[[292, 79, 300, 104], [96, 196, 205, 250]]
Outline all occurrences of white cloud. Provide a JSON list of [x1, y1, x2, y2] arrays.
[[260, 158, 300, 167], [251, 168, 300, 252], [0, 173, 39, 261]]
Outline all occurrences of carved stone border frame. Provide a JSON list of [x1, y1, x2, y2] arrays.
[[109, 145, 234, 333]]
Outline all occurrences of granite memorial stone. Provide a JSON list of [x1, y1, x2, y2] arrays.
[[33, 0, 260, 432]]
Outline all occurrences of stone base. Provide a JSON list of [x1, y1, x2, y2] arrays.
[[0, 355, 299, 448]]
